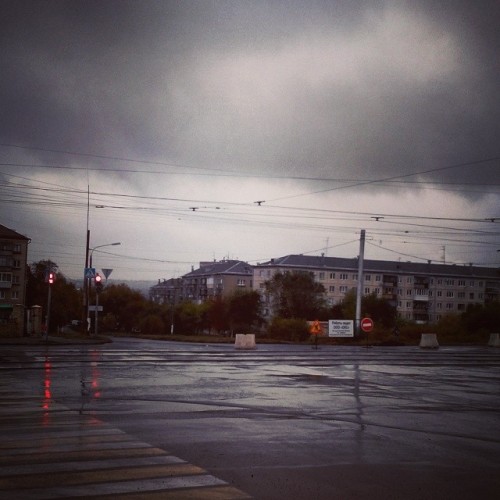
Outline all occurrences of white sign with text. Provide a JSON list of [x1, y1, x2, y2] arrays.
[[328, 320, 354, 337]]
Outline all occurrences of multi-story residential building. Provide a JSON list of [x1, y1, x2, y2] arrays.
[[150, 278, 183, 305], [180, 260, 253, 304], [253, 254, 499, 324], [0, 224, 30, 336]]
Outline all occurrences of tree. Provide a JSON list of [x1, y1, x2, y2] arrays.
[[207, 296, 229, 333], [462, 301, 500, 334], [265, 271, 327, 319], [333, 290, 396, 328], [226, 290, 262, 334], [26, 260, 81, 332], [99, 283, 148, 332]]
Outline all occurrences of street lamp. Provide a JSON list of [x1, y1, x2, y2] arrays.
[[87, 242, 121, 335], [89, 242, 121, 269]]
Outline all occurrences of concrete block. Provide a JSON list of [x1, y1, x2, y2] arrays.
[[488, 333, 500, 347], [419, 333, 439, 349], [235, 334, 256, 350]]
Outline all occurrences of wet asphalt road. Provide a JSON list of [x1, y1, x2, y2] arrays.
[[1, 337, 499, 499]]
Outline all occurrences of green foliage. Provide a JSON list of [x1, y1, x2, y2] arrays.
[[226, 290, 262, 333], [99, 284, 147, 332], [265, 271, 327, 319], [362, 292, 397, 328], [101, 313, 118, 331], [175, 301, 204, 334], [26, 260, 81, 332], [139, 314, 165, 335], [207, 297, 228, 333], [330, 290, 396, 328], [435, 313, 466, 337], [268, 317, 310, 342], [461, 301, 500, 334]]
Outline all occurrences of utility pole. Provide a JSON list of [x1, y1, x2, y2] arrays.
[[355, 229, 366, 336]]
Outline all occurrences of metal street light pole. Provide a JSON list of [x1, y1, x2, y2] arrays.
[[88, 242, 121, 335]]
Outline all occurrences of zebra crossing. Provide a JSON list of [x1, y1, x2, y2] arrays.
[[0, 406, 250, 499]]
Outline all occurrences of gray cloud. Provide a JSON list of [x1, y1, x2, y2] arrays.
[[0, 1, 498, 278]]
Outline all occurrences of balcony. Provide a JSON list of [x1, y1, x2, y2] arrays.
[[413, 291, 429, 301], [0, 280, 12, 289]]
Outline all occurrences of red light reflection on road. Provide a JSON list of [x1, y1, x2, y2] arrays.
[[42, 357, 52, 426], [91, 350, 101, 399]]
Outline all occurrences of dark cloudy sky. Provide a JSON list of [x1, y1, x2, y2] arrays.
[[1, 0, 498, 281]]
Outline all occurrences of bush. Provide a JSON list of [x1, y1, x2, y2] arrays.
[[138, 315, 165, 335], [268, 317, 310, 342]]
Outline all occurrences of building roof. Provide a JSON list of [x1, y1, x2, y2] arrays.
[[183, 260, 253, 278], [255, 254, 499, 279], [0, 224, 30, 241]]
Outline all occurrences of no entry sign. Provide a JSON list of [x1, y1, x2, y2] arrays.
[[361, 317, 374, 333]]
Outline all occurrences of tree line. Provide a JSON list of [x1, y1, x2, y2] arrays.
[[27, 261, 499, 340]]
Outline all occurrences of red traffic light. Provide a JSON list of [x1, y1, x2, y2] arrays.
[[95, 274, 102, 283]]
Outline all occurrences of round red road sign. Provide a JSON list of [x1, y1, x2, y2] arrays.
[[361, 317, 374, 332]]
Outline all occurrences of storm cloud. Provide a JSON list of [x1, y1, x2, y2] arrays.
[[1, 1, 498, 279]]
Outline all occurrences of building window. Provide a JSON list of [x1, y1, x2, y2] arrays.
[[375, 275, 381, 282], [437, 279, 442, 285], [364, 287, 370, 294], [319, 272, 325, 280], [340, 273, 348, 280], [339, 286, 348, 293], [365, 274, 371, 281], [446, 303, 453, 310], [406, 289, 412, 296], [457, 292, 465, 298], [406, 277, 412, 284], [0, 291, 5, 299], [329, 285, 335, 292], [329, 272, 335, 279], [478, 281, 483, 287], [406, 301, 412, 307], [478, 293, 484, 299], [437, 291, 442, 297], [237, 279, 246, 287], [469, 293, 474, 300], [374, 288, 380, 295], [457, 304, 465, 311], [11, 291, 19, 299], [437, 303, 442, 309], [352, 274, 358, 280], [458, 280, 466, 286], [446, 291, 454, 298]]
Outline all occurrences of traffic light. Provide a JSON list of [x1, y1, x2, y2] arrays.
[[95, 273, 103, 293], [48, 272, 55, 285]]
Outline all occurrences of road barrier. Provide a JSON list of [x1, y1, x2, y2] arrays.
[[419, 333, 439, 349], [234, 334, 256, 350], [488, 333, 500, 347]]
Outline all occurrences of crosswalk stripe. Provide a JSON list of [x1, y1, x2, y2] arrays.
[[0, 411, 250, 498], [0, 473, 229, 499], [0, 446, 166, 466], [0, 455, 185, 477], [0, 463, 206, 489]]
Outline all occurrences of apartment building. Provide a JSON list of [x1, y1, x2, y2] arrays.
[[0, 224, 30, 336], [150, 278, 183, 305], [253, 254, 499, 324], [183, 260, 253, 303]]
